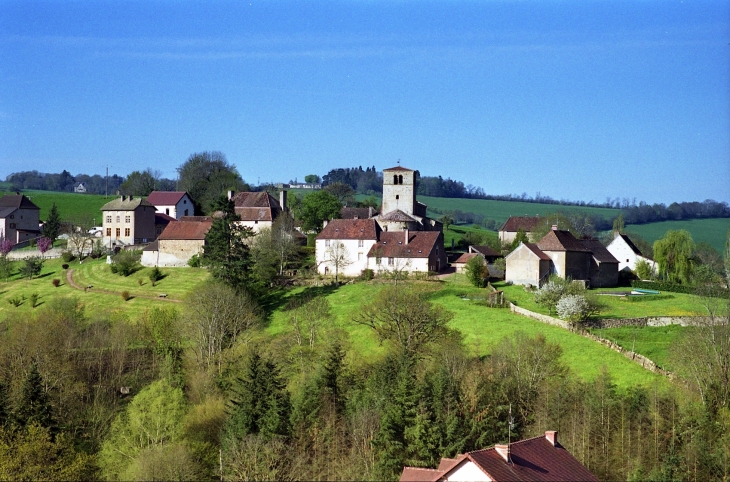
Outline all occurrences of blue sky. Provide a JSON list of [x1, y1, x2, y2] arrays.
[[1, 0, 728, 205]]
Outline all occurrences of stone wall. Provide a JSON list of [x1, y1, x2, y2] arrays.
[[585, 316, 712, 329]]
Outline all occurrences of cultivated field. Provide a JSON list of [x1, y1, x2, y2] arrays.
[[624, 218, 730, 253], [0, 189, 111, 224]]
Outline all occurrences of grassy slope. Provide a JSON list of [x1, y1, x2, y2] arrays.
[[588, 325, 684, 371], [264, 275, 666, 389], [0, 189, 111, 224], [624, 218, 730, 253], [0, 257, 210, 319]]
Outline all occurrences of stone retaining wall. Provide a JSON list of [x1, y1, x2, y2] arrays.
[[585, 316, 711, 329], [508, 303, 673, 377]]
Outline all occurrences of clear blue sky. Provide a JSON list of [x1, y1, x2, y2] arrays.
[[1, 0, 728, 205]]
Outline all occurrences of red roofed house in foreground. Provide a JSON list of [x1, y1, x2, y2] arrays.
[[400, 431, 598, 482]]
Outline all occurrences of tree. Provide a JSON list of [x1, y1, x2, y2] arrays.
[[16, 364, 54, 430], [465, 255, 487, 288], [296, 190, 342, 233], [110, 249, 141, 276], [20, 257, 43, 281], [0, 238, 12, 257], [438, 215, 453, 232], [120, 168, 158, 196], [203, 197, 256, 291], [354, 286, 453, 357], [612, 213, 625, 234], [654, 230, 695, 284], [41, 203, 61, 243], [304, 174, 320, 184], [321, 241, 352, 283], [64, 218, 94, 259], [511, 228, 529, 250], [183, 282, 259, 373], [177, 151, 248, 215], [36, 237, 52, 258], [324, 182, 356, 206], [634, 259, 655, 280], [250, 214, 302, 285]]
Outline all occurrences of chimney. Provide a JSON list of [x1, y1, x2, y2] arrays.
[[545, 431, 558, 446], [368, 206, 373, 218], [404, 228, 409, 245], [551, 224, 558, 231], [495, 444, 511, 463], [323, 219, 329, 229], [280, 189, 287, 212], [227, 190, 234, 201], [121, 195, 126, 201]]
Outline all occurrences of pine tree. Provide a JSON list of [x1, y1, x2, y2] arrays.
[[16, 365, 53, 430], [203, 197, 255, 292], [41, 203, 61, 243], [0, 382, 11, 428]]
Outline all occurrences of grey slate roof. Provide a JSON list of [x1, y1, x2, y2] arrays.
[[101, 196, 155, 211]]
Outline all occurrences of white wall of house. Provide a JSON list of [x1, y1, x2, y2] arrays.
[[505, 244, 547, 286], [606, 237, 656, 273], [369, 256, 430, 274], [445, 461, 491, 481], [155, 195, 193, 219], [239, 220, 273, 233], [315, 238, 376, 277]]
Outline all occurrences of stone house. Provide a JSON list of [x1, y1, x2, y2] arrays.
[[400, 431, 597, 482], [228, 190, 286, 233], [504, 242, 552, 286], [505, 227, 619, 287], [146, 191, 194, 219], [498, 215, 542, 243], [368, 230, 446, 274], [101, 195, 156, 247], [0, 194, 41, 245], [606, 232, 656, 274], [141, 217, 212, 267]]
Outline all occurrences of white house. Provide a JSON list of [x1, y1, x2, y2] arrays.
[[606, 233, 657, 274], [146, 191, 194, 220], [316, 219, 380, 277]]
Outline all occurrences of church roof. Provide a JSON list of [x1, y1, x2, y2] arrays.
[[379, 209, 417, 222], [383, 165, 415, 172]]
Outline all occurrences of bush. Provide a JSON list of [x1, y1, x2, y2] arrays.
[[149, 267, 163, 285], [533, 280, 566, 314], [61, 251, 75, 263], [360, 268, 374, 281], [7, 296, 22, 307], [121, 290, 131, 301], [556, 294, 590, 324], [465, 255, 488, 288], [634, 260, 655, 280], [138, 278, 144, 286], [21, 257, 43, 280], [29, 293, 39, 308], [52, 278, 60, 287], [111, 250, 142, 277], [187, 254, 202, 268], [62, 263, 69, 270]]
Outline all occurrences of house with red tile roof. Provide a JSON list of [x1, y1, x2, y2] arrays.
[[498, 216, 542, 244], [101, 195, 157, 247], [316, 219, 381, 277], [0, 194, 41, 246], [368, 230, 446, 274], [400, 431, 598, 482], [141, 216, 213, 267], [146, 191, 194, 220], [228, 190, 286, 233], [506, 226, 619, 287]]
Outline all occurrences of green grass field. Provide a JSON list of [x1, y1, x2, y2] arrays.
[[624, 218, 730, 253], [495, 282, 706, 319], [0, 189, 112, 224], [263, 275, 667, 389], [0, 257, 210, 319], [588, 325, 684, 371]]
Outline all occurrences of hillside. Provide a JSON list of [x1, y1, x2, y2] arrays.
[[624, 218, 730, 253], [0, 189, 110, 224]]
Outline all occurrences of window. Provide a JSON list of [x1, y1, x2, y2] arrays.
[[396, 195, 399, 200], [106, 216, 112, 223], [9, 223, 16, 229], [376, 257, 382, 265], [388, 257, 394, 266], [115, 228, 120, 237], [125, 216, 131, 223], [393, 174, 398, 184], [184, 199, 187, 204], [184, 209, 189, 216], [125, 228, 130, 237], [106, 228, 111, 236], [116, 216, 120, 223], [398, 174, 403, 184], [358, 239, 364, 247], [325, 239, 330, 247], [8, 215, 13, 219], [165, 208, 169, 215]]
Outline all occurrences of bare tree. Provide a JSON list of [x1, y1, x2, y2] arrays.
[[182, 282, 260, 374], [64, 218, 94, 260], [322, 241, 352, 283]]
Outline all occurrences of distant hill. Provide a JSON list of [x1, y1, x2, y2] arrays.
[[624, 218, 730, 253]]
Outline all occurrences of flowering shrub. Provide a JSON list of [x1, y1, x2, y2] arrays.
[[556, 294, 590, 323], [533, 281, 566, 314], [37, 237, 52, 256]]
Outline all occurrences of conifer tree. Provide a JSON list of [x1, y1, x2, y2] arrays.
[[0, 382, 11, 429], [41, 203, 61, 243], [17, 364, 53, 430]]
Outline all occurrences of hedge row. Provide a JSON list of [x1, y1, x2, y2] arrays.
[[631, 280, 730, 297]]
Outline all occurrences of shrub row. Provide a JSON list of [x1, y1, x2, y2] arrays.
[[631, 280, 730, 298]]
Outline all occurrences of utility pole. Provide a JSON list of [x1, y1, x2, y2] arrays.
[[105, 165, 109, 198]]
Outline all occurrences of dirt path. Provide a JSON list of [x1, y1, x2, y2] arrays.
[[65, 268, 181, 303]]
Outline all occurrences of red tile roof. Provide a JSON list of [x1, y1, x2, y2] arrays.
[[499, 216, 542, 233], [231, 192, 282, 222], [155, 212, 176, 224], [401, 432, 598, 482], [341, 207, 373, 219], [523, 243, 551, 260], [368, 231, 441, 258], [537, 230, 591, 252], [158, 219, 212, 240], [453, 252, 480, 264], [470, 245, 502, 257], [146, 191, 189, 206], [316, 219, 380, 240]]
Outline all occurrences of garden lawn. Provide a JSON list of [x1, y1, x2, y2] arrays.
[[263, 275, 667, 389], [494, 282, 706, 318], [588, 325, 683, 372], [0, 258, 188, 319]]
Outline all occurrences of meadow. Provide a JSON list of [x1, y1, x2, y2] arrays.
[[588, 324, 684, 372], [623, 218, 730, 253], [0, 189, 111, 224]]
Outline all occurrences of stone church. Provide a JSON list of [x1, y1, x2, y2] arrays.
[[316, 165, 446, 277]]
